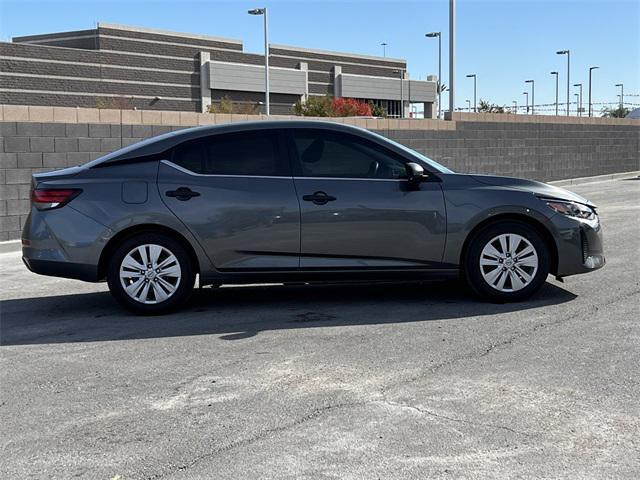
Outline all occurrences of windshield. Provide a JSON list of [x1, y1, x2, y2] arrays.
[[367, 130, 454, 174]]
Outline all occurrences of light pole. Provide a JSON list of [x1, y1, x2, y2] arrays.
[[573, 83, 583, 116], [466, 99, 471, 112], [525, 79, 535, 115], [393, 68, 405, 118], [381, 42, 388, 57], [426, 32, 442, 119], [466, 73, 476, 112], [588, 66, 599, 117], [551, 71, 559, 115], [574, 93, 579, 115], [449, 0, 455, 116], [248, 8, 269, 115], [615, 83, 624, 108], [512, 100, 517, 114], [523, 91, 529, 114], [556, 50, 570, 115]]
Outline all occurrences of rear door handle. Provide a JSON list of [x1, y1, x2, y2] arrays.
[[302, 191, 337, 205], [166, 187, 200, 201]]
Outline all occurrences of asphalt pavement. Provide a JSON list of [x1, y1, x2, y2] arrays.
[[1, 177, 639, 479]]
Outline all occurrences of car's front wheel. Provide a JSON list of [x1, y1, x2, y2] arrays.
[[464, 221, 550, 302], [107, 233, 195, 314]]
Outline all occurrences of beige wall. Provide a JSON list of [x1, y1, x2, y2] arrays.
[[3, 105, 638, 128]]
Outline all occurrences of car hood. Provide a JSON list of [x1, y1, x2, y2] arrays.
[[469, 174, 596, 208]]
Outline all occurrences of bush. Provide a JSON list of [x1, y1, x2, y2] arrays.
[[293, 96, 333, 116], [369, 102, 387, 117], [293, 96, 376, 117], [207, 95, 260, 114], [331, 97, 372, 116]]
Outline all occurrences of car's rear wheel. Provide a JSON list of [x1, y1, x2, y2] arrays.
[[107, 233, 195, 315], [464, 221, 550, 302]]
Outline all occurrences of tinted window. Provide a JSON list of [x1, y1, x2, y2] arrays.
[[204, 131, 286, 176], [172, 142, 205, 173], [293, 130, 407, 179], [172, 131, 288, 176]]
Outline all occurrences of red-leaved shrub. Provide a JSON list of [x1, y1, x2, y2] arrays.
[[331, 97, 373, 117]]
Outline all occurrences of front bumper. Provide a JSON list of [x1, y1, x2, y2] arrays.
[[552, 214, 605, 277]]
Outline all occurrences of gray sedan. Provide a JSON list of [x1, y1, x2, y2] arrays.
[[22, 121, 604, 314]]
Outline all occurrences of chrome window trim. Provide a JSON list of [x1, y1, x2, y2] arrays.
[[161, 159, 292, 179], [294, 176, 407, 182], [161, 160, 407, 182]]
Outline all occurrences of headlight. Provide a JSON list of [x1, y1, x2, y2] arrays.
[[542, 198, 597, 221]]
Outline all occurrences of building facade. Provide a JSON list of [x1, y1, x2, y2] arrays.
[[1, 23, 437, 117]]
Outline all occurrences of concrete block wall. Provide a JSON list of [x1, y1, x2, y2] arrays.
[[1, 106, 639, 240]]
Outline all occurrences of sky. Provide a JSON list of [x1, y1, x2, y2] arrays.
[[1, 0, 638, 113]]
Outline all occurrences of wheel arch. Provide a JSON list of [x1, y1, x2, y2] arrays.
[[460, 213, 559, 276], [97, 224, 201, 280]]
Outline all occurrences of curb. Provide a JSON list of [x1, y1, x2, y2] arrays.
[[549, 170, 640, 187], [0, 240, 21, 254]]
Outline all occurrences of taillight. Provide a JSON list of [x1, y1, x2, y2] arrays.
[[31, 188, 81, 210]]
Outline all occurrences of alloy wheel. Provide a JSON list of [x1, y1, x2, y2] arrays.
[[479, 233, 539, 292], [119, 244, 182, 304]]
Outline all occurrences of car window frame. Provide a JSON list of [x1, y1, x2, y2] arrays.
[[285, 128, 411, 180], [170, 129, 292, 178]]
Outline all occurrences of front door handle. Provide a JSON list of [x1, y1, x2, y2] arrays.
[[302, 191, 337, 205], [166, 187, 200, 201]]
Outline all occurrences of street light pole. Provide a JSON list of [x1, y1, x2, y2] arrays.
[[588, 66, 599, 117], [551, 71, 559, 115], [466, 99, 471, 112], [556, 50, 570, 115], [523, 91, 529, 114], [449, 0, 455, 116], [574, 93, 579, 115], [466, 73, 476, 112], [248, 7, 270, 115], [525, 79, 535, 115], [573, 83, 583, 116], [615, 83, 624, 109], [381, 42, 387, 57], [426, 32, 442, 119]]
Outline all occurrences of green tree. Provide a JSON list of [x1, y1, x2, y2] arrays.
[[367, 101, 387, 117], [293, 96, 333, 116], [477, 99, 507, 113], [601, 105, 630, 118]]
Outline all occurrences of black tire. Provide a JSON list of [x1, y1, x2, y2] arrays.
[[464, 221, 550, 302], [107, 233, 195, 315]]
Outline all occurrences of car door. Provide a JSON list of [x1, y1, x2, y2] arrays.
[[158, 129, 300, 270], [289, 128, 447, 269]]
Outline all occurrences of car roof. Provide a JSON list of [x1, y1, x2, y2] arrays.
[[85, 120, 376, 167]]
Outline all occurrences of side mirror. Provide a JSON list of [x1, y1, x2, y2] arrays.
[[405, 162, 427, 184]]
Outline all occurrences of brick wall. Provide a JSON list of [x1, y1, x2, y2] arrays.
[[1, 106, 639, 240]]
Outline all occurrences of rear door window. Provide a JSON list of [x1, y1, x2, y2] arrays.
[[172, 130, 289, 176], [203, 131, 288, 176]]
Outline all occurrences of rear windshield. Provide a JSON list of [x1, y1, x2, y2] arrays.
[[81, 130, 182, 168]]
